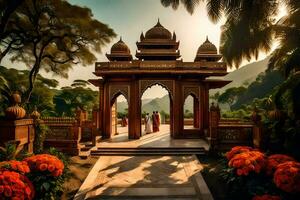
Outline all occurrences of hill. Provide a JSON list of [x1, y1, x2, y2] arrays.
[[211, 56, 270, 94], [117, 95, 194, 114]]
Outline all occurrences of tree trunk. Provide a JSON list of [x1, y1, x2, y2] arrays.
[[25, 63, 39, 104]]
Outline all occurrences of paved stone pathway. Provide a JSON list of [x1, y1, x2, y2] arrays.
[[75, 155, 213, 200], [98, 125, 209, 150]]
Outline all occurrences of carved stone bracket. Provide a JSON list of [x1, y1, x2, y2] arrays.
[[139, 80, 174, 100], [109, 85, 129, 103]]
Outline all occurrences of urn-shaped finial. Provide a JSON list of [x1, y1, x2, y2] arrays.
[[31, 106, 40, 119], [5, 92, 26, 120]]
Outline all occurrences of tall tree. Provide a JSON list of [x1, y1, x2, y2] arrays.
[[0, 0, 116, 102], [53, 80, 98, 116], [161, 0, 300, 117]]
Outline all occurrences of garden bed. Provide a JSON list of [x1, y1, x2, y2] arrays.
[[61, 156, 98, 200], [198, 154, 229, 200]]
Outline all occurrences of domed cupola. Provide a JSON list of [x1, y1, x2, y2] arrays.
[[136, 19, 181, 61], [195, 36, 222, 62], [106, 37, 132, 61], [145, 19, 172, 40]]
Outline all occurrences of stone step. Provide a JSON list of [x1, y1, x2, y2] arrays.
[[90, 148, 206, 156], [85, 187, 200, 200], [88, 197, 200, 200]]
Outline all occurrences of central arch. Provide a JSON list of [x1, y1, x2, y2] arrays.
[[139, 80, 174, 137]]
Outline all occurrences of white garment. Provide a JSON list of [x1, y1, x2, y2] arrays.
[[145, 115, 152, 134]]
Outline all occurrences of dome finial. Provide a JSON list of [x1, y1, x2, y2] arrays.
[[206, 35, 209, 41], [119, 36, 122, 41], [156, 18, 162, 27]]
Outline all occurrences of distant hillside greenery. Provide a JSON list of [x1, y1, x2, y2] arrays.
[[215, 69, 284, 112], [232, 70, 284, 110], [211, 56, 270, 95], [117, 95, 194, 115]]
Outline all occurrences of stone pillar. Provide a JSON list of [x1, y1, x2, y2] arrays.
[[0, 92, 35, 154], [203, 85, 210, 130], [92, 106, 99, 129], [128, 78, 141, 139], [0, 119, 35, 154], [209, 103, 220, 150], [251, 107, 263, 149], [193, 97, 200, 128], [91, 106, 100, 145], [98, 79, 105, 137], [173, 78, 183, 138], [75, 107, 84, 126]]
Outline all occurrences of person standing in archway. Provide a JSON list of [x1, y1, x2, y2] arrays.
[[156, 111, 161, 132], [144, 113, 152, 134], [152, 111, 158, 132]]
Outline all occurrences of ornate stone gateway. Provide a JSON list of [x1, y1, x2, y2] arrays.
[[90, 20, 231, 140]]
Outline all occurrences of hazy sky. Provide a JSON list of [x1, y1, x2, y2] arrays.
[[2, 0, 286, 100]]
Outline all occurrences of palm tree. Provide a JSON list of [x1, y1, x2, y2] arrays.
[[161, 0, 300, 118]]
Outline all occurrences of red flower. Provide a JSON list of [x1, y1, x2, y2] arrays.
[[252, 194, 281, 200], [226, 146, 253, 160], [0, 160, 30, 174], [0, 170, 34, 199], [266, 154, 295, 176], [273, 161, 300, 193], [24, 154, 64, 177], [229, 150, 266, 176]]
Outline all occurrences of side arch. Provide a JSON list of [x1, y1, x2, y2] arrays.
[[109, 85, 130, 104]]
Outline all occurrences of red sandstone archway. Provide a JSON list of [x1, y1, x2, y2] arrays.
[[183, 94, 200, 130], [140, 83, 173, 137], [109, 92, 129, 138]]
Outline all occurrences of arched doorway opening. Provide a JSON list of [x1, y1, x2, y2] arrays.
[[110, 93, 129, 139], [140, 84, 172, 137], [183, 94, 200, 130]]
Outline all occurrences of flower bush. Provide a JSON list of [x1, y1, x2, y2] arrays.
[[221, 146, 300, 200], [252, 194, 281, 200], [0, 160, 30, 174], [24, 154, 64, 177], [228, 150, 266, 176], [226, 146, 253, 160], [266, 154, 295, 176], [0, 170, 34, 200], [273, 161, 300, 193]]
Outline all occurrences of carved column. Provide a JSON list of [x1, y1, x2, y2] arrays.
[[209, 103, 220, 150], [202, 84, 210, 130], [128, 78, 141, 139], [103, 81, 111, 138], [98, 79, 105, 137], [193, 98, 200, 128], [173, 78, 183, 138], [251, 108, 263, 149]]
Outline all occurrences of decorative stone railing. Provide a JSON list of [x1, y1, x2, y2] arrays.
[[215, 122, 254, 151], [40, 109, 99, 155], [209, 103, 262, 152], [40, 117, 81, 155]]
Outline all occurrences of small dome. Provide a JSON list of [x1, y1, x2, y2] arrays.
[[197, 37, 218, 54], [111, 37, 131, 54], [145, 19, 172, 40]]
